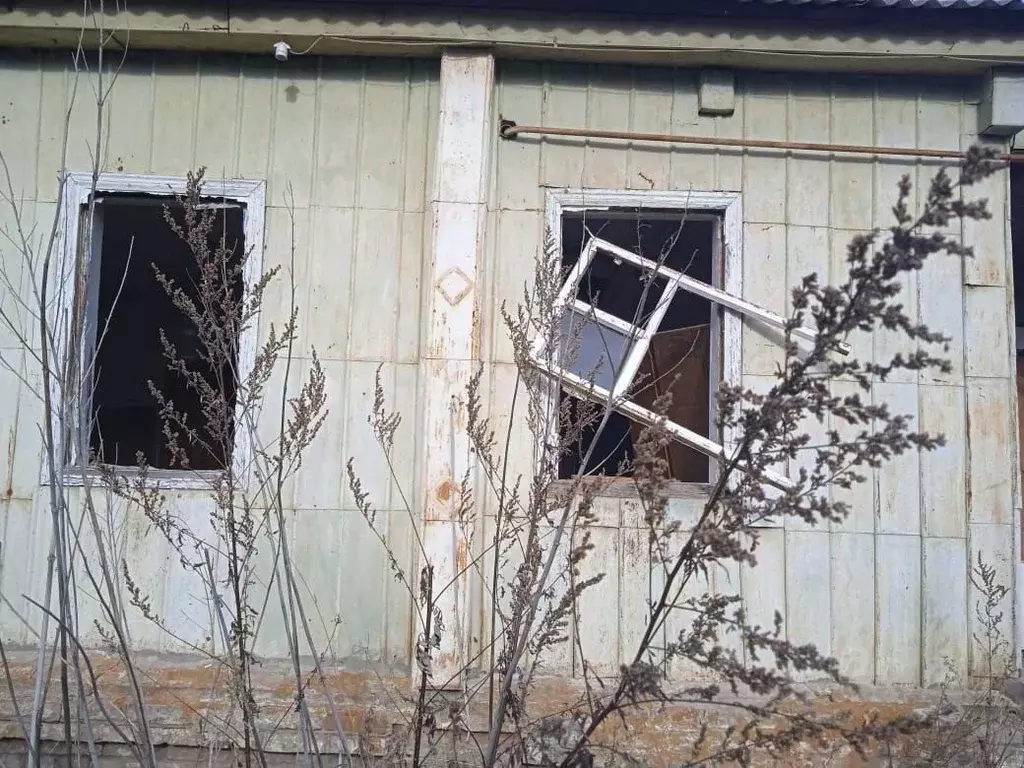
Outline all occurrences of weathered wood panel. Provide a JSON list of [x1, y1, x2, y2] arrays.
[[0, 50, 439, 667], [487, 62, 1014, 689]]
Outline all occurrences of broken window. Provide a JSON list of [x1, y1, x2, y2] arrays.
[[80, 194, 245, 470], [532, 209, 819, 491], [554, 212, 719, 483]]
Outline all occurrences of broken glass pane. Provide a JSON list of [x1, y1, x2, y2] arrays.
[[558, 308, 633, 392]]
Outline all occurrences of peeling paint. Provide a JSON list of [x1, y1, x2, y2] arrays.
[[435, 479, 453, 503]]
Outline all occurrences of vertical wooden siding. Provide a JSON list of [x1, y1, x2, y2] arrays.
[[483, 62, 1016, 686], [0, 49, 439, 667]]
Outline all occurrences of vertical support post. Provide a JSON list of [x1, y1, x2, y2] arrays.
[[418, 50, 495, 687]]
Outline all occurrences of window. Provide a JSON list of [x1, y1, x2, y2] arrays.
[[533, 191, 814, 492], [52, 173, 266, 486], [556, 211, 719, 482]]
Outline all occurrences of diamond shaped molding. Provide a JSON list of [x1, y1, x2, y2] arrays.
[[436, 266, 474, 307]]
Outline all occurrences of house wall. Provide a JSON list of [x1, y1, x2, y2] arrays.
[[0, 44, 1016, 706], [480, 61, 1017, 687], [0, 48, 440, 667]]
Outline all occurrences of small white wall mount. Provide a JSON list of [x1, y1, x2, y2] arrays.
[[698, 69, 736, 117], [980, 67, 1024, 137], [273, 41, 291, 61]]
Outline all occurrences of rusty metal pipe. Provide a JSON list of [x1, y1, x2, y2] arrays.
[[499, 119, 1023, 163]]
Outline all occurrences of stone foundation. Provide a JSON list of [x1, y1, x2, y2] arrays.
[[0, 649, 1018, 767]]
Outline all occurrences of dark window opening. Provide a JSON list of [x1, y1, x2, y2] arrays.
[[557, 211, 719, 483], [86, 194, 245, 471]]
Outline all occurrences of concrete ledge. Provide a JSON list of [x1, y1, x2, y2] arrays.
[[0, 648, 1006, 766]]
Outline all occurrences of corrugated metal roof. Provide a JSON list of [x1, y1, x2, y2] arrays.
[[741, 0, 1022, 8]]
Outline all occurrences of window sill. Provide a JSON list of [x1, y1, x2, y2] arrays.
[[46, 466, 224, 492], [548, 477, 713, 499]]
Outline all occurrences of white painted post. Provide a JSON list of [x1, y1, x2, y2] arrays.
[[418, 50, 494, 687]]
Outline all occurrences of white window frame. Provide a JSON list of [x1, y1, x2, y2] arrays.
[[44, 171, 267, 491], [538, 189, 822, 493]]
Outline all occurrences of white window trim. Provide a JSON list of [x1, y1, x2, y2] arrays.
[[43, 171, 267, 491], [539, 188, 804, 491]]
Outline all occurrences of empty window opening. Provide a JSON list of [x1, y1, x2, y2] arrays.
[[556, 211, 720, 483], [85, 194, 245, 470]]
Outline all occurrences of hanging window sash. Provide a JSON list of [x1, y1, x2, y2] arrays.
[[530, 236, 846, 492]]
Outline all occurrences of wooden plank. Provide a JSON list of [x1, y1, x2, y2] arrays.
[[626, 68, 674, 191], [235, 59, 274, 183], [159, 494, 218, 653], [660, 529, 717, 683], [917, 239, 965, 386], [872, 78, 918, 229], [787, 408, 829, 532], [964, 285, 1011, 379], [967, 378, 1014, 526], [786, 225, 829, 316], [268, 57, 318, 208], [494, 61, 544, 211], [294, 358, 349, 510], [920, 384, 968, 538], [403, 61, 436, 214], [618, 523, 649, 666], [876, 533, 922, 685], [668, 70, 715, 193], [150, 54, 199, 175], [35, 53, 70, 202], [112, 495, 170, 650], [0, 498, 41, 643], [539, 63, 587, 190], [830, 228, 874, 371], [922, 536, 968, 685], [396, 211, 426, 364], [786, 89, 830, 228], [830, 78, 875, 231], [583, 65, 631, 190], [872, 267, 919, 385], [487, 209, 540, 365], [287, 508, 345, 657], [741, 223, 787, 376], [193, 57, 241, 179], [359, 61, 411, 211], [338, 361, 401, 511], [313, 58, 362, 209], [575, 525, 620, 677], [538, 518, 575, 676], [336, 510, 391, 662], [741, 93, 787, 224], [387, 362, 421, 508], [304, 206, 355, 360], [875, 381, 921, 535], [384, 509, 416, 665], [916, 99, 962, 153], [831, 532, 875, 682], [740, 527, 786, 668], [258, 206, 311, 339], [348, 208, 401, 360], [829, 380, 876, 534], [714, 73, 744, 192], [785, 530, 832, 671], [968, 522, 1014, 677], [962, 170, 1008, 287], [0, 52, 41, 200]]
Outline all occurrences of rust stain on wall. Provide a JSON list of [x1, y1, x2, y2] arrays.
[[435, 479, 453, 503]]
